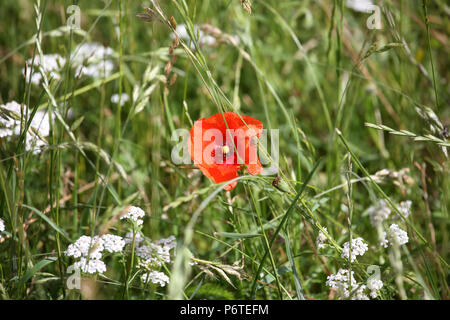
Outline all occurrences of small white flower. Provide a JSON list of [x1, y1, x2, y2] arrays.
[[65, 233, 127, 275], [0, 101, 51, 154], [136, 243, 172, 266], [353, 286, 369, 300], [138, 258, 160, 270], [121, 206, 146, 225], [326, 269, 356, 293], [316, 227, 328, 250], [141, 271, 169, 287], [72, 257, 107, 274], [124, 231, 144, 246], [152, 244, 172, 264], [341, 237, 368, 262], [368, 200, 391, 227], [367, 278, 383, 298], [72, 42, 115, 78], [398, 200, 412, 218], [101, 234, 126, 253], [65, 235, 104, 259], [134, 235, 176, 269], [326, 268, 369, 300], [72, 42, 114, 65], [380, 224, 409, 247], [75, 60, 114, 78], [380, 232, 389, 248], [156, 235, 176, 249], [385, 224, 409, 247], [23, 54, 66, 85], [135, 244, 154, 260], [111, 93, 129, 106]]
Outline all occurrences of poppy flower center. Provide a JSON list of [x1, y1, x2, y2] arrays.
[[211, 140, 235, 164]]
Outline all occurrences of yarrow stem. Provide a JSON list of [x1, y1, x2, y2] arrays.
[[123, 229, 136, 299]]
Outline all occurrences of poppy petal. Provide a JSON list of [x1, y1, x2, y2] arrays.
[[188, 112, 263, 191], [246, 160, 263, 175]]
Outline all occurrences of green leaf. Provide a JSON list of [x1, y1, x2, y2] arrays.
[[22, 204, 71, 241], [18, 257, 58, 288], [214, 232, 261, 239], [284, 231, 305, 300], [70, 116, 85, 131]]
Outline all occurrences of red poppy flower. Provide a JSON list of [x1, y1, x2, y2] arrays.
[[188, 112, 263, 190]]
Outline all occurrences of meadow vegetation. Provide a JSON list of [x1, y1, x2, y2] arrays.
[[0, 0, 448, 300]]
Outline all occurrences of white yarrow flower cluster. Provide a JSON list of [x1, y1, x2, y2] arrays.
[[73, 257, 107, 274], [367, 278, 383, 298], [367, 199, 391, 227], [124, 231, 144, 246], [380, 224, 409, 248], [316, 227, 328, 250], [368, 199, 412, 227], [127, 233, 176, 287], [157, 235, 177, 248], [72, 42, 115, 79], [102, 234, 126, 253], [141, 270, 170, 287], [398, 200, 412, 218], [65, 234, 125, 274], [23, 54, 66, 85], [65, 235, 104, 259], [0, 101, 51, 154], [341, 237, 368, 262], [121, 206, 146, 226], [379, 234, 389, 248], [326, 269, 369, 300], [135, 235, 176, 267]]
